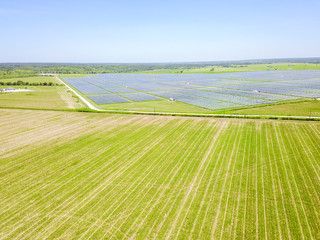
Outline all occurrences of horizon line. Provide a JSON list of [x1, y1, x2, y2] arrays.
[[1, 57, 320, 65]]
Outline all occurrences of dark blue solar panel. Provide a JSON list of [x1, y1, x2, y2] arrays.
[[87, 94, 129, 104], [119, 92, 161, 102]]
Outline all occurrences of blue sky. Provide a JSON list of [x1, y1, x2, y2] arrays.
[[1, 0, 320, 63]]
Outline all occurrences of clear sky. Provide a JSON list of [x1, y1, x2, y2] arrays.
[[1, 0, 320, 63]]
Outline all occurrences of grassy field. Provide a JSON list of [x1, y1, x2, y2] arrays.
[[136, 63, 320, 74], [0, 86, 84, 109], [1, 109, 319, 239], [98, 99, 213, 113], [0, 77, 85, 110], [228, 99, 320, 117]]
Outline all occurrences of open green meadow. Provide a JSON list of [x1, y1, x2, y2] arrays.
[[98, 99, 213, 113], [0, 77, 85, 110], [136, 63, 320, 74], [228, 99, 320, 117], [0, 86, 82, 109], [1, 109, 319, 239]]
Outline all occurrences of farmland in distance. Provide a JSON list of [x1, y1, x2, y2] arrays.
[[1, 109, 320, 239]]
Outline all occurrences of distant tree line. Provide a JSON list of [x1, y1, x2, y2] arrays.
[[0, 57, 319, 79], [0, 80, 59, 86], [0, 63, 217, 78]]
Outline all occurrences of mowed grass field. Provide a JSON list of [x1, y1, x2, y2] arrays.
[[1, 109, 320, 239], [0, 77, 85, 109], [98, 99, 213, 113], [228, 100, 320, 117]]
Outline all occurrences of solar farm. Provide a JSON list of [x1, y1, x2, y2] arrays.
[[61, 70, 320, 111]]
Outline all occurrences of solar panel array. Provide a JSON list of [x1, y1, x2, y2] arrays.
[[62, 70, 320, 110], [119, 92, 161, 102], [87, 94, 129, 104]]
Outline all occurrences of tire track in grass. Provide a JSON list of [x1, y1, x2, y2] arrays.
[[0, 110, 52, 139], [292, 122, 320, 178], [0, 114, 122, 185], [222, 124, 248, 238], [3, 111, 319, 239], [0, 116, 145, 222], [169, 120, 223, 238], [255, 123, 260, 239], [299, 124, 320, 184], [260, 122, 268, 239], [207, 123, 242, 239], [145, 120, 227, 239], [166, 120, 224, 239], [52, 190, 189, 239], [217, 123, 244, 239], [0, 119, 120, 215], [144, 121, 223, 239], [194, 123, 239, 239], [1, 114, 121, 168], [241, 124, 252, 239], [195, 121, 237, 240], [10, 120, 162, 240], [95, 121, 210, 239], [2, 112, 129, 159], [31, 119, 183, 239], [0, 126, 125, 218], [0, 117, 165, 238], [0, 119, 154, 239], [187, 121, 237, 240], [164, 120, 229, 239], [74, 119, 198, 239], [247, 123, 258, 239], [274, 123, 310, 239], [0, 110, 86, 140], [228, 125, 248, 239], [308, 124, 320, 150], [0, 116, 89, 157], [289, 125, 320, 234], [285, 124, 320, 235], [75, 133, 174, 240], [1, 112, 118, 157], [0, 110, 58, 131], [72, 120, 195, 239], [20, 119, 172, 239], [268, 124, 291, 239], [172, 120, 231, 239], [100, 120, 213, 239], [225, 123, 248, 238], [142, 122, 221, 238]]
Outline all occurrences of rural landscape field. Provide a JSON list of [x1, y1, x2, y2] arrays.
[[1, 0, 320, 239], [1, 63, 320, 240], [1, 64, 320, 239], [1, 108, 320, 239]]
